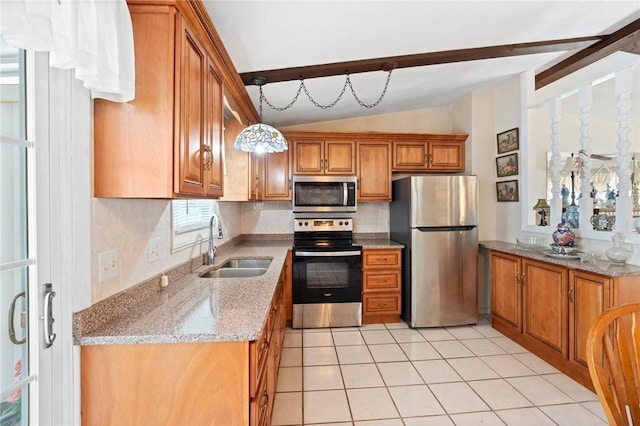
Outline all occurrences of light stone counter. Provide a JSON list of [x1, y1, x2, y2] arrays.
[[356, 239, 404, 249], [481, 240, 640, 277], [74, 241, 291, 346]]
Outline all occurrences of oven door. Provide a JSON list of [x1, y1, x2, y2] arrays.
[[293, 249, 362, 304]]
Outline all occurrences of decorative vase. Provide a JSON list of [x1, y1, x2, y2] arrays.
[[552, 221, 576, 246], [605, 232, 632, 265], [562, 205, 579, 229]]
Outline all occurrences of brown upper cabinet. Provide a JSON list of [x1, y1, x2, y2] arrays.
[[392, 135, 467, 172], [291, 139, 356, 175], [357, 141, 392, 202], [249, 150, 292, 201], [93, 1, 257, 198]]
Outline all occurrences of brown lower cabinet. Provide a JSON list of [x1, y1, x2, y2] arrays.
[[362, 248, 403, 324], [81, 265, 288, 426], [490, 250, 640, 390]]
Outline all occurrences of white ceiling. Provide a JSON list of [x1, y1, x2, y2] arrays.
[[205, 1, 640, 127]]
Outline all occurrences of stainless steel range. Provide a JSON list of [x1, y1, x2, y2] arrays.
[[292, 218, 363, 328]]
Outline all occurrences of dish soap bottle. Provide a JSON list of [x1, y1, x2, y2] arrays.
[[605, 232, 632, 265]]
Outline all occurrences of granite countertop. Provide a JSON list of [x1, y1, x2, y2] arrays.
[[356, 239, 404, 249], [75, 242, 291, 346], [74, 236, 402, 346], [480, 240, 640, 277]]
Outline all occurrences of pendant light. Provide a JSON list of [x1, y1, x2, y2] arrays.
[[233, 77, 288, 154]]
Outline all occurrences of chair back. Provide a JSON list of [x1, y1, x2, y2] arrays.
[[586, 303, 640, 426]]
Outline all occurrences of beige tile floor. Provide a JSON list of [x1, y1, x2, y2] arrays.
[[271, 317, 609, 426]]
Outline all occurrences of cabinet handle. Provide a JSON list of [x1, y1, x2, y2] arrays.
[[427, 153, 433, 164], [568, 286, 574, 303], [259, 391, 269, 413], [202, 145, 213, 171], [260, 339, 270, 355], [324, 158, 328, 170], [520, 272, 526, 285], [515, 270, 521, 284]]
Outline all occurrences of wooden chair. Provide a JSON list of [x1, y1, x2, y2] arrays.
[[586, 303, 640, 426]]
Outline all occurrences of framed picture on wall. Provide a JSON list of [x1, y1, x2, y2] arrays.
[[496, 153, 519, 177], [496, 180, 519, 202], [496, 128, 519, 154]]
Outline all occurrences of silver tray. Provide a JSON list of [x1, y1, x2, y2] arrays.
[[543, 251, 580, 260]]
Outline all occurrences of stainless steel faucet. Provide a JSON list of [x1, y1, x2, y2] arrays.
[[208, 213, 223, 265]]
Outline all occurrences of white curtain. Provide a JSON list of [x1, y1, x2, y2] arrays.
[[0, 0, 135, 102]]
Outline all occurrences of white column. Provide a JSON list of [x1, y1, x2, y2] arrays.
[[549, 97, 563, 226], [615, 68, 633, 233], [578, 85, 593, 227]]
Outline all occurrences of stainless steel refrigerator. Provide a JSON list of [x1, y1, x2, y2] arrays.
[[390, 175, 478, 327]]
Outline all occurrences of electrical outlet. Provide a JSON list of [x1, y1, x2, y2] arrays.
[[98, 249, 119, 283], [148, 237, 161, 263]]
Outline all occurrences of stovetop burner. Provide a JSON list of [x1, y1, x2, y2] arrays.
[[293, 218, 361, 251]]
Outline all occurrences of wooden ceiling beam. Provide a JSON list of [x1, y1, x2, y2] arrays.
[[535, 18, 640, 89], [240, 36, 602, 86]]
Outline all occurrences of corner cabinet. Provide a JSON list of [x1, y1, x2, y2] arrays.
[[489, 249, 640, 390], [94, 1, 256, 198]]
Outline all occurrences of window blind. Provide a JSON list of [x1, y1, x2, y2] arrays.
[[172, 200, 215, 235]]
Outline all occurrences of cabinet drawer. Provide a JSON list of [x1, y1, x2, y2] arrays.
[[249, 323, 270, 399], [250, 372, 269, 426], [363, 249, 401, 268], [363, 270, 401, 291], [364, 293, 401, 314]]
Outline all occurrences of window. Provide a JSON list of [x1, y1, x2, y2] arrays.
[[171, 200, 217, 252]]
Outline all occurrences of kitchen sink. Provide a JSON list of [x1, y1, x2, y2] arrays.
[[199, 267, 267, 279], [220, 258, 272, 269]]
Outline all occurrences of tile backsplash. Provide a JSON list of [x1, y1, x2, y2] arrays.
[[91, 198, 390, 303]]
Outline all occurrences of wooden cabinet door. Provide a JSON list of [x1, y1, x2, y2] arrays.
[[490, 251, 522, 333], [427, 140, 465, 171], [263, 150, 291, 200], [522, 259, 568, 358], [568, 270, 610, 369], [176, 18, 207, 196], [392, 141, 428, 171], [325, 140, 355, 174], [204, 59, 223, 197], [249, 151, 291, 201], [292, 139, 324, 174], [357, 141, 392, 201]]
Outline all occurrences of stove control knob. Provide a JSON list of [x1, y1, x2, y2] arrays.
[[304, 221, 309, 226], [344, 221, 349, 226], [339, 221, 343, 226], [298, 221, 303, 226]]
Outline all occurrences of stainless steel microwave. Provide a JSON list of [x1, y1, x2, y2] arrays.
[[292, 175, 357, 213]]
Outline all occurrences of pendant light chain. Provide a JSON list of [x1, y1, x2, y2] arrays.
[[259, 70, 393, 112]]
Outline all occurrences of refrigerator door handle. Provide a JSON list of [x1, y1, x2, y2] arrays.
[[416, 226, 476, 232]]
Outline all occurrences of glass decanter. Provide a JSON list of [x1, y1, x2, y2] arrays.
[[605, 232, 632, 265]]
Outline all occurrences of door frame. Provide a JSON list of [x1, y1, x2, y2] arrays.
[[34, 54, 93, 425]]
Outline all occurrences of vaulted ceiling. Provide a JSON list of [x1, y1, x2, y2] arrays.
[[204, 1, 640, 127]]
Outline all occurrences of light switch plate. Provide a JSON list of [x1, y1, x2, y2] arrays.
[[148, 237, 161, 263], [98, 249, 118, 283]]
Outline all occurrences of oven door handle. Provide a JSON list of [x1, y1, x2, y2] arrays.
[[295, 250, 362, 257]]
